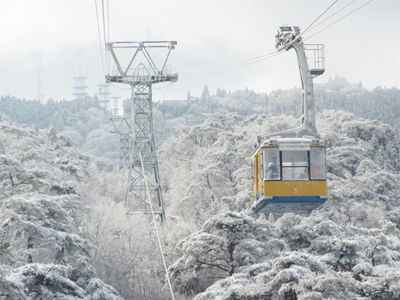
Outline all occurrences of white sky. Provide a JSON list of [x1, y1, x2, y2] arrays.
[[0, 0, 399, 102]]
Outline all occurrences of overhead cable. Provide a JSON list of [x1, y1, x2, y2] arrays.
[[152, 83, 173, 116], [301, 0, 339, 36], [276, 0, 340, 53], [177, 1, 339, 76], [180, 0, 374, 77], [305, 0, 358, 35], [110, 83, 131, 90], [189, 51, 283, 78], [101, 0, 108, 71], [107, 0, 110, 73], [303, 0, 375, 41], [177, 50, 280, 74], [95, 0, 106, 76], [139, 152, 176, 300]]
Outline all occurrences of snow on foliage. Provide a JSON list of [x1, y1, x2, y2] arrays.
[[2, 83, 400, 299], [159, 110, 400, 299], [179, 212, 400, 299], [0, 114, 123, 300], [168, 212, 275, 295], [159, 113, 297, 223]]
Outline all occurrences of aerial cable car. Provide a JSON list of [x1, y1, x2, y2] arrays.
[[251, 26, 327, 214]]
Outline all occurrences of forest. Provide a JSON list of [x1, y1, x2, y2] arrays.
[[0, 77, 400, 299]]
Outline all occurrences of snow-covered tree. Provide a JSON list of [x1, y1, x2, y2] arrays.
[[0, 114, 124, 299], [2, 80, 400, 300], [159, 110, 400, 299]]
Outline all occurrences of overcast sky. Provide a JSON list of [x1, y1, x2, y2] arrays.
[[0, 0, 399, 103]]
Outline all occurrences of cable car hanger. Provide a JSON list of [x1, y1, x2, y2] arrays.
[[251, 26, 327, 214]]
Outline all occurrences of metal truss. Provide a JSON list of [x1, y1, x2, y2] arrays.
[[126, 83, 164, 218], [106, 41, 177, 221], [106, 41, 178, 85], [109, 116, 131, 170]]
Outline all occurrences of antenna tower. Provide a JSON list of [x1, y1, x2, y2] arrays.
[[97, 83, 110, 109], [106, 41, 177, 221], [36, 68, 44, 103], [73, 69, 88, 100], [111, 95, 121, 116]]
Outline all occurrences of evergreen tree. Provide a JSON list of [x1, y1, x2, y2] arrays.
[[201, 84, 209, 100]]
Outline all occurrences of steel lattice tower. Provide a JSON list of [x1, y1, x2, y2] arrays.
[[106, 41, 177, 220]]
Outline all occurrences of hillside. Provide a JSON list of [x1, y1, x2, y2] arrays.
[[0, 113, 196, 299], [0, 114, 124, 299], [157, 111, 400, 299], [1, 78, 399, 156], [1, 87, 400, 299]]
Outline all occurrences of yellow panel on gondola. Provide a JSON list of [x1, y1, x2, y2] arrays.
[[263, 180, 326, 197]]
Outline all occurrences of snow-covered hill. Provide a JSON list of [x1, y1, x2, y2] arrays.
[[0, 114, 123, 299], [2, 106, 400, 299], [158, 110, 400, 299]]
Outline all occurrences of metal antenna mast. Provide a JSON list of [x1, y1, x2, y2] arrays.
[[111, 95, 121, 116], [106, 41, 177, 221], [73, 68, 89, 100], [97, 83, 111, 109], [36, 68, 44, 103]]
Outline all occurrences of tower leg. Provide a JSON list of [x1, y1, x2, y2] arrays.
[[125, 83, 165, 220]]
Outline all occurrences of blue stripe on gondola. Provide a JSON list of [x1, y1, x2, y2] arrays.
[[266, 196, 325, 203], [253, 195, 327, 213]]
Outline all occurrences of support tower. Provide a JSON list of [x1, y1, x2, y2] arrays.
[[106, 41, 177, 221]]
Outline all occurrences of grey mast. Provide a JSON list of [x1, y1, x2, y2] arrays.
[[262, 26, 325, 140]]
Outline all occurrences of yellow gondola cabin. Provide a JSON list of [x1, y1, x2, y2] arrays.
[[251, 25, 328, 213], [251, 137, 327, 213]]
